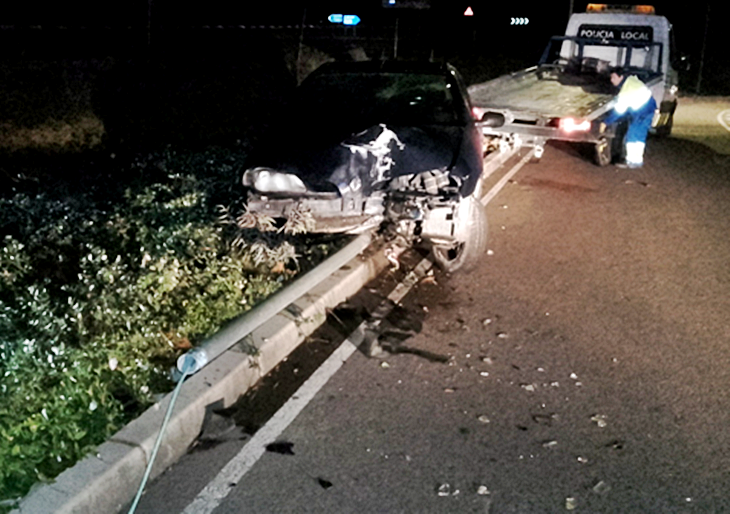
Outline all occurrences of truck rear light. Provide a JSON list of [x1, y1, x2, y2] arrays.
[[559, 118, 591, 133]]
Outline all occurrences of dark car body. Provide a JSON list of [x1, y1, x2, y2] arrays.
[[242, 60, 492, 270]]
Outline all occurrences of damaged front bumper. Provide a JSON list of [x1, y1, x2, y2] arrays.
[[245, 191, 387, 234]]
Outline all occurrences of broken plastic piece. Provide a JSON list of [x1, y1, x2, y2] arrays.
[[437, 483, 452, 496], [592, 480, 611, 495], [384, 247, 400, 270], [591, 414, 608, 428]]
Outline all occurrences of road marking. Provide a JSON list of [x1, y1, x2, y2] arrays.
[[182, 257, 434, 514], [718, 110, 730, 133], [481, 149, 535, 206]]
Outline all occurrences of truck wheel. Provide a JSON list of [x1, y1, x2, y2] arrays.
[[654, 113, 674, 137], [431, 196, 488, 273], [594, 136, 613, 166]]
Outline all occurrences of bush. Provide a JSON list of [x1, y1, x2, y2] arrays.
[[0, 145, 332, 505]]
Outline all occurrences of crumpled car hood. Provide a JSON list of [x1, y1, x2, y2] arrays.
[[252, 124, 464, 195]]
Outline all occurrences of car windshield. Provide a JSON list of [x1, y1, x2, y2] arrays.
[[296, 72, 461, 127]]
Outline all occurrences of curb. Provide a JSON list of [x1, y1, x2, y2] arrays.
[[14, 238, 395, 514]]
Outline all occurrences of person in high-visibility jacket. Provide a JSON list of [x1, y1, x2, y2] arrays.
[[604, 69, 657, 168]]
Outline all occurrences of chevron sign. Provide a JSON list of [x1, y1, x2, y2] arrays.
[[510, 17, 530, 25]]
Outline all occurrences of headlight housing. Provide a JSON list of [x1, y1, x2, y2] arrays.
[[242, 167, 307, 194]]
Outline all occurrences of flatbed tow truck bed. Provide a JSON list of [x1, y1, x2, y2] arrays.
[[468, 66, 615, 121]]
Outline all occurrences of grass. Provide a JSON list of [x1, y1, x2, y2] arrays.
[[0, 45, 339, 502], [0, 141, 346, 506]]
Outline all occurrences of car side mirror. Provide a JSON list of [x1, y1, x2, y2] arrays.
[[480, 111, 506, 128]]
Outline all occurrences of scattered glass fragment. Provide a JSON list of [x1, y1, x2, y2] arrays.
[[480, 372, 490, 377], [521, 383, 536, 392], [477, 485, 490, 496], [444, 388, 455, 393], [478, 415, 491, 424], [591, 414, 608, 428], [497, 332, 508, 338], [542, 440, 558, 449], [592, 481, 611, 495], [437, 483, 451, 497], [577, 456, 588, 464], [381, 362, 391, 369], [565, 497, 577, 510]]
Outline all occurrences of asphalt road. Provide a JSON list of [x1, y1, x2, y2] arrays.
[[127, 99, 730, 514]]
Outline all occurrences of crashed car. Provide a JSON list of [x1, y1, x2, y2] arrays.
[[242, 60, 503, 272]]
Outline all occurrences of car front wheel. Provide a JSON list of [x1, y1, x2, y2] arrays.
[[430, 195, 488, 273]]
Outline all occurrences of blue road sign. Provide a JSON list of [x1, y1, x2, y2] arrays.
[[343, 14, 361, 25], [328, 14, 344, 23]]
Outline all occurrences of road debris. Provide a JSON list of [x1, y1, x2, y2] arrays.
[[577, 456, 589, 464], [592, 480, 611, 495], [532, 413, 557, 426], [477, 485, 490, 496], [591, 414, 608, 428], [542, 440, 558, 449], [520, 383, 536, 392], [624, 179, 650, 187], [478, 415, 491, 424], [605, 439, 624, 450], [437, 483, 459, 496], [384, 247, 400, 270], [565, 497, 577, 510], [265, 441, 295, 455]]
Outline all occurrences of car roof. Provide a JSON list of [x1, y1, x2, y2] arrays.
[[307, 60, 456, 78]]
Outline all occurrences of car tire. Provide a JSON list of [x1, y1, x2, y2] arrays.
[[430, 196, 488, 273]]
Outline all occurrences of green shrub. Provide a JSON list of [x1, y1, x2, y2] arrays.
[[0, 145, 333, 505]]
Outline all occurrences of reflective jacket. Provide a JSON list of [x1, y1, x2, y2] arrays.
[[614, 75, 653, 114]]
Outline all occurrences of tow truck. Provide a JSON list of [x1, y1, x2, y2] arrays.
[[469, 4, 679, 165]]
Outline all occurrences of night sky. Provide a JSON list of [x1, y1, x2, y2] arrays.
[[0, 1, 727, 91], [0, 1, 723, 56]]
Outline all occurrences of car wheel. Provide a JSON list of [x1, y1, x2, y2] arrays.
[[430, 196, 488, 273]]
